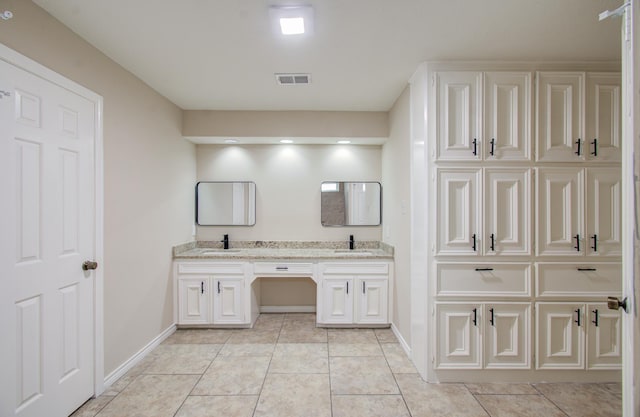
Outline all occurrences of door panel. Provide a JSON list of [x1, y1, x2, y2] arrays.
[[485, 303, 530, 369], [586, 168, 622, 256], [436, 303, 482, 369], [322, 277, 353, 324], [356, 278, 388, 324], [213, 277, 244, 324], [587, 303, 621, 370], [536, 303, 585, 369], [586, 73, 621, 162], [178, 277, 210, 325]]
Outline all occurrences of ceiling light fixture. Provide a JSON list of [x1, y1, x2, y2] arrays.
[[280, 139, 294, 144], [280, 17, 305, 35], [224, 139, 238, 144], [337, 140, 351, 144], [269, 6, 314, 36]]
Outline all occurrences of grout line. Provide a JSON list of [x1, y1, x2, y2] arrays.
[[532, 384, 571, 417]]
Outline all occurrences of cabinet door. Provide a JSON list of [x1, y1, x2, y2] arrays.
[[437, 168, 482, 256], [536, 168, 584, 256], [484, 72, 531, 160], [586, 303, 622, 369], [485, 168, 530, 255], [586, 73, 621, 162], [536, 302, 585, 369], [586, 168, 622, 257], [435, 303, 482, 369], [536, 72, 585, 161], [322, 277, 354, 324], [435, 71, 482, 160], [484, 303, 531, 369], [213, 277, 244, 324], [355, 278, 388, 324], [178, 277, 210, 325]]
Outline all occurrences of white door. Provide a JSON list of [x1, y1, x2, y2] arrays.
[[213, 277, 244, 324], [178, 277, 210, 325], [484, 168, 531, 255], [586, 72, 622, 162], [321, 277, 353, 324], [435, 303, 482, 369], [0, 59, 96, 416], [586, 168, 622, 257], [536, 302, 585, 369], [536, 167, 584, 256], [484, 303, 531, 369], [586, 303, 622, 370], [355, 278, 388, 324], [536, 72, 585, 161], [484, 72, 531, 160]]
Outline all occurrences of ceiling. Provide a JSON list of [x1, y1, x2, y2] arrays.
[[32, 0, 622, 112]]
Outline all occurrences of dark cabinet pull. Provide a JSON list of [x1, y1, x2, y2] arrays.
[[217, 281, 221, 294], [591, 235, 598, 252], [346, 282, 349, 294], [577, 267, 597, 272], [489, 308, 495, 326], [591, 138, 598, 156], [472, 234, 477, 252], [276, 266, 289, 271], [475, 267, 494, 271], [472, 138, 478, 156], [201, 281, 204, 294], [489, 138, 496, 156], [575, 138, 582, 156], [574, 308, 581, 326], [472, 308, 478, 326], [592, 309, 599, 327], [574, 234, 581, 252], [490, 233, 496, 251], [362, 282, 365, 294]]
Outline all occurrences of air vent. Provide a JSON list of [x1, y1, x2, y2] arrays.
[[275, 73, 311, 85]]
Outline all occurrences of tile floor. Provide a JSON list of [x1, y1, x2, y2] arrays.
[[72, 313, 622, 417]]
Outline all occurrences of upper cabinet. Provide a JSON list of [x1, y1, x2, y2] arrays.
[[436, 71, 531, 161], [536, 71, 621, 162]]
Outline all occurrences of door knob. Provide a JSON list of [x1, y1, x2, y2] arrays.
[[82, 260, 98, 271], [607, 296, 628, 313]]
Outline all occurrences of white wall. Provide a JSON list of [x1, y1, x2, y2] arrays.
[[196, 144, 383, 242], [382, 87, 412, 344], [0, 1, 196, 376]]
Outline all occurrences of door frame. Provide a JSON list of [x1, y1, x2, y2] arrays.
[[0, 42, 105, 397]]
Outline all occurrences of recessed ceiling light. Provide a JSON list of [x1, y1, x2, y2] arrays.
[[224, 139, 238, 144], [280, 139, 294, 144], [280, 17, 305, 35], [269, 6, 314, 36], [337, 140, 351, 144]]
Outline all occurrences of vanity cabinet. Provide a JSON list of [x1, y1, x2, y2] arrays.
[[212, 277, 245, 324], [178, 276, 210, 325]]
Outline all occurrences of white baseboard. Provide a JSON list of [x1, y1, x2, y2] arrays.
[[103, 324, 176, 388], [391, 323, 412, 359], [260, 305, 316, 313]]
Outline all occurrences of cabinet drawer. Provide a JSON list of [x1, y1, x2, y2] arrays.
[[253, 262, 314, 275], [322, 262, 389, 275], [535, 263, 622, 297], [177, 262, 245, 275], [436, 263, 531, 298]]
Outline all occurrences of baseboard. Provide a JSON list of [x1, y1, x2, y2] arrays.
[[391, 323, 412, 359], [260, 305, 316, 313], [103, 324, 176, 388]]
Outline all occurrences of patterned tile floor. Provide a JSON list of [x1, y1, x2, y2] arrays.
[[72, 313, 622, 417]]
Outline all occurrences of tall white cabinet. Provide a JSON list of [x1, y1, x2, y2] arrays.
[[430, 66, 622, 381]]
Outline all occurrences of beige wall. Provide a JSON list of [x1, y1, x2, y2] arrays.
[[382, 86, 411, 344], [0, 1, 197, 375], [184, 110, 388, 138]]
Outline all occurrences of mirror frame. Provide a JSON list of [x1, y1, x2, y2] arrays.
[[320, 181, 382, 227], [195, 181, 256, 226]]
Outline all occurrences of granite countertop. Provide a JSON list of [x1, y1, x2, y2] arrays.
[[173, 240, 394, 261]]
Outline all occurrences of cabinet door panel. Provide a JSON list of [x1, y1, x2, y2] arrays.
[[356, 278, 388, 324], [436, 71, 482, 160], [485, 303, 531, 369], [586, 168, 622, 256], [437, 169, 481, 255], [536, 72, 585, 161], [484, 72, 531, 160], [178, 277, 210, 325], [213, 277, 244, 324], [322, 277, 354, 324], [586, 303, 621, 369], [485, 168, 530, 255], [435, 303, 482, 369], [586, 73, 621, 162], [536, 303, 585, 369], [536, 168, 584, 256]]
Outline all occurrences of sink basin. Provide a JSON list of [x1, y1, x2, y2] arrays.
[[200, 249, 242, 254], [333, 250, 374, 255]]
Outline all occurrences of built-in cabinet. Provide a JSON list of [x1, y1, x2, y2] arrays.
[[431, 67, 622, 378]]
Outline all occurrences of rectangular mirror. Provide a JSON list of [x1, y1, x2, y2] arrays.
[[196, 181, 256, 226], [321, 181, 381, 226]]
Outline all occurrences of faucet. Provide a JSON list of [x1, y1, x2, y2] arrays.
[[221, 234, 229, 250], [349, 234, 354, 250]]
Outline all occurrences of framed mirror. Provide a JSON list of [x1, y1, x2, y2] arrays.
[[196, 181, 256, 226], [321, 181, 381, 226]]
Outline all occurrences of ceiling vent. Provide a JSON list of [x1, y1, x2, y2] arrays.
[[275, 73, 311, 85]]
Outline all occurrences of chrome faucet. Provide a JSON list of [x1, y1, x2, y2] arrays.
[[349, 234, 354, 250], [221, 234, 229, 250]]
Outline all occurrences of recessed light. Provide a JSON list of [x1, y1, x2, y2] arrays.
[[337, 140, 351, 144], [280, 17, 305, 35], [224, 139, 239, 144], [280, 139, 294, 144], [269, 6, 314, 36]]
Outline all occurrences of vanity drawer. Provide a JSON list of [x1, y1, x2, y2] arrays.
[[535, 263, 622, 298], [436, 263, 531, 298], [321, 262, 389, 275], [253, 262, 314, 275], [177, 262, 246, 275]]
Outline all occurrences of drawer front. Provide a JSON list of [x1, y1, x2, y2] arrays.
[[253, 262, 314, 275], [177, 262, 246, 275], [436, 263, 531, 298], [536, 263, 622, 298], [321, 262, 389, 275]]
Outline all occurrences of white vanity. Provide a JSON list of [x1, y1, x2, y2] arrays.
[[172, 242, 394, 328]]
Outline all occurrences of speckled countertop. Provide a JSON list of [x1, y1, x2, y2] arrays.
[[173, 240, 394, 260]]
